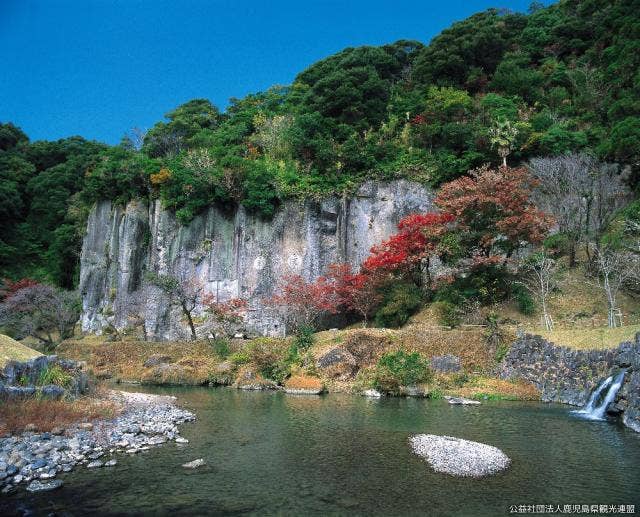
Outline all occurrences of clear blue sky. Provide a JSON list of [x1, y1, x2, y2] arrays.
[[0, 0, 544, 144]]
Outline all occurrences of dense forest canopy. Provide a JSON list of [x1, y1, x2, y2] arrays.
[[1, 0, 639, 288]]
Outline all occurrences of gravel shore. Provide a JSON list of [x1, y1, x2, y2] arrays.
[[409, 434, 510, 477], [0, 391, 195, 494]]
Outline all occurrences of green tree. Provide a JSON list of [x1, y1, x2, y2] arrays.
[[143, 99, 221, 157]]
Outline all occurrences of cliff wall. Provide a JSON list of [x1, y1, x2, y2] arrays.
[[79, 180, 434, 339]]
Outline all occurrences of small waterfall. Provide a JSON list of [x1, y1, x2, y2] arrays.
[[573, 370, 626, 421]]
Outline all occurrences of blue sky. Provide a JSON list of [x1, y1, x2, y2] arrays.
[[1, 0, 544, 144]]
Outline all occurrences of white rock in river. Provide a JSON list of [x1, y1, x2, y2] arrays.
[[27, 479, 64, 492], [409, 434, 510, 477], [363, 389, 382, 398], [182, 458, 205, 469], [444, 396, 481, 405]]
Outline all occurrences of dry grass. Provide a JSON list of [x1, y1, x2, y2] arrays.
[[314, 326, 497, 372], [58, 338, 221, 384], [0, 334, 42, 368], [0, 397, 119, 434], [537, 324, 640, 350], [407, 263, 640, 334], [447, 376, 540, 401], [285, 374, 324, 390], [398, 325, 504, 372]]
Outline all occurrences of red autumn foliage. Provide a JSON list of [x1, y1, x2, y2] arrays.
[[0, 278, 40, 301], [202, 295, 248, 338], [270, 274, 339, 332], [362, 212, 454, 274], [435, 165, 553, 261], [323, 263, 384, 326]]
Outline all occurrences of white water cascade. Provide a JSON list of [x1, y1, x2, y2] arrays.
[[573, 370, 627, 421]]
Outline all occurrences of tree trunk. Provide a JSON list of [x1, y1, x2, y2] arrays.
[[182, 303, 197, 341], [568, 243, 577, 268]]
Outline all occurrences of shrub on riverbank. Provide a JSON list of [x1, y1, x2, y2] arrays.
[[371, 350, 432, 394], [374, 283, 423, 328]]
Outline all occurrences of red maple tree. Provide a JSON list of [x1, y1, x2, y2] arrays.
[[362, 212, 454, 280], [435, 165, 553, 264], [270, 274, 339, 333], [202, 295, 248, 338], [323, 263, 383, 327], [0, 278, 40, 301]]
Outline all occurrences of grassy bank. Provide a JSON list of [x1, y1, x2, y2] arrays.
[[56, 324, 538, 401], [0, 334, 42, 368], [58, 337, 220, 385], [55, 318, 640, 401], [537, 325, 640, 350]]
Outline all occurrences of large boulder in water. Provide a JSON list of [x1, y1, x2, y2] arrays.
[[409, 434, 510, 477]]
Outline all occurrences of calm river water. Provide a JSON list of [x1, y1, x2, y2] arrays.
[[3, 387, 640, 516]]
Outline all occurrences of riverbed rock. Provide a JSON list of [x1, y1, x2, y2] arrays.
[[284, 388, 323, 395], [182, 458, 205, 469], [409, 434, 510, 477], [363, 389, 382, 398], [403, 385, 428, 397], [444, 396, 481, 405], [175, 437, 189, 444], [40, 384, 66, 400], [26, 479, 64, 492], [0, 390, 195, 492]]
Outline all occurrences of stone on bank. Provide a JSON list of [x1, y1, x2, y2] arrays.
[[0, 391, 195, 493]]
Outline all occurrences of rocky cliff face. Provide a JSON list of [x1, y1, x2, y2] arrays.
[[79, 180, 434, 340]]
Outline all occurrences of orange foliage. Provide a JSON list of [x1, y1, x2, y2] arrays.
[[150, 167, 172, 186]]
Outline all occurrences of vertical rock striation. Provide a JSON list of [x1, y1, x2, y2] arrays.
[[79, 180, 434, 339]]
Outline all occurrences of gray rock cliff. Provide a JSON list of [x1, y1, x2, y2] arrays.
[[79, 180, 434, 339]]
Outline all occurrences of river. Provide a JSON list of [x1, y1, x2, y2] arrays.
[[3, 387, 640, 516]]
